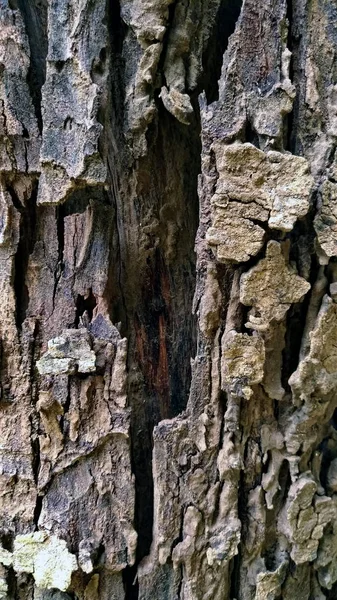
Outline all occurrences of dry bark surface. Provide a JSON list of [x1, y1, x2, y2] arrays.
[[0, 0, 337, 598]]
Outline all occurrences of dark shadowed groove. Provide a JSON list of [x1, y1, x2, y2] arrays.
[[326, 582, 337, 599], [74, 290, 97, 327], [28, 318, 44, 529], [284, 0, 295, 152], [6, 567, 18, 599], [123, 566, 139, 600], [116, 3, 245, 597], [16, 0, 48, 133], [230, 468, 244, 599], [245, 120, 261, 147], [282, 205, 319, 390], [285, 0, 306, 156], [106, 3, 140, 599], [52, 203, 65, 312], [56, 203, 65, 268], [128, 100, 202, 579], [202, 0, 243, 103], [8, 181, 38, 330], [230, 552, 241, 599], [110, 0, 127, 54], [33, 492, 43, 529]]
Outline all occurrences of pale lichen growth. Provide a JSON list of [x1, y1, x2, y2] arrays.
[[240, 241, 311, 331], [255, 561, 288, 600], [278, 475, 336, 565], [314, 180, 337, 263], [206, 143, 313, 263], [206, 196, 267, 263], [0, 532, 77, 592], [262, 322, 286, 400], [160, 87, 194, 125], [315, 498, 337, 590], [261, 448, 285, 510], [221, 331, 265, 399], [36, 328, 96, 375], [0, 571, 8, 600], [289, 295, 337, 404], [0, 185, 16, 246], [198, 263, 222, 337]]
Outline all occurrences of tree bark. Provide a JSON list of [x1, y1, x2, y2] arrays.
[[0, 0, 337, 598]]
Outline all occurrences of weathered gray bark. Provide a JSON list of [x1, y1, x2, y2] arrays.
[[0, 0, 337, 598]]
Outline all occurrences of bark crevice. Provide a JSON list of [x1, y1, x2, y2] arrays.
[[2, 0, 337, 598], [16, 0, 48, 133]]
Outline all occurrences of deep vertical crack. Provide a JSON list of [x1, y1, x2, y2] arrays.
[[119, 3, 244, 596], [285, 0, 295, 152], [52, 203, 65, 312], [8, 181, 37, 331], [16, 0, 48, 133], [202, 0, 243, 103]]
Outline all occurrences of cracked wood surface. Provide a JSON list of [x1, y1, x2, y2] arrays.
[[1, 0, 337, 599]]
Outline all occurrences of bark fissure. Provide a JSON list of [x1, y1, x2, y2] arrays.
[[9, 183, 37, 331], [202, 0, 243, 103], [16, 0, 48, 133], [2, 0, 337, 598], [284, 0, 295, 153]]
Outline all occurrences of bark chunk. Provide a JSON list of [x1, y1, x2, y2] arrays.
[[206, 143, 313, 263], [240, 241, 311, 331], [0, 532, 77, 592], [36, 329, 96, 375], [221, 332, 265, 399]]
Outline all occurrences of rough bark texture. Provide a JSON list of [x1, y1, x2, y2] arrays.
[[1, 0, 337, 598]]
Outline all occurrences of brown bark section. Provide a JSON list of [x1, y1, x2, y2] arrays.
[[1, 0, 337, 599]]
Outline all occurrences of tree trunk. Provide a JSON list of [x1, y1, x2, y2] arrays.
[[0, 0, 337, 598]]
